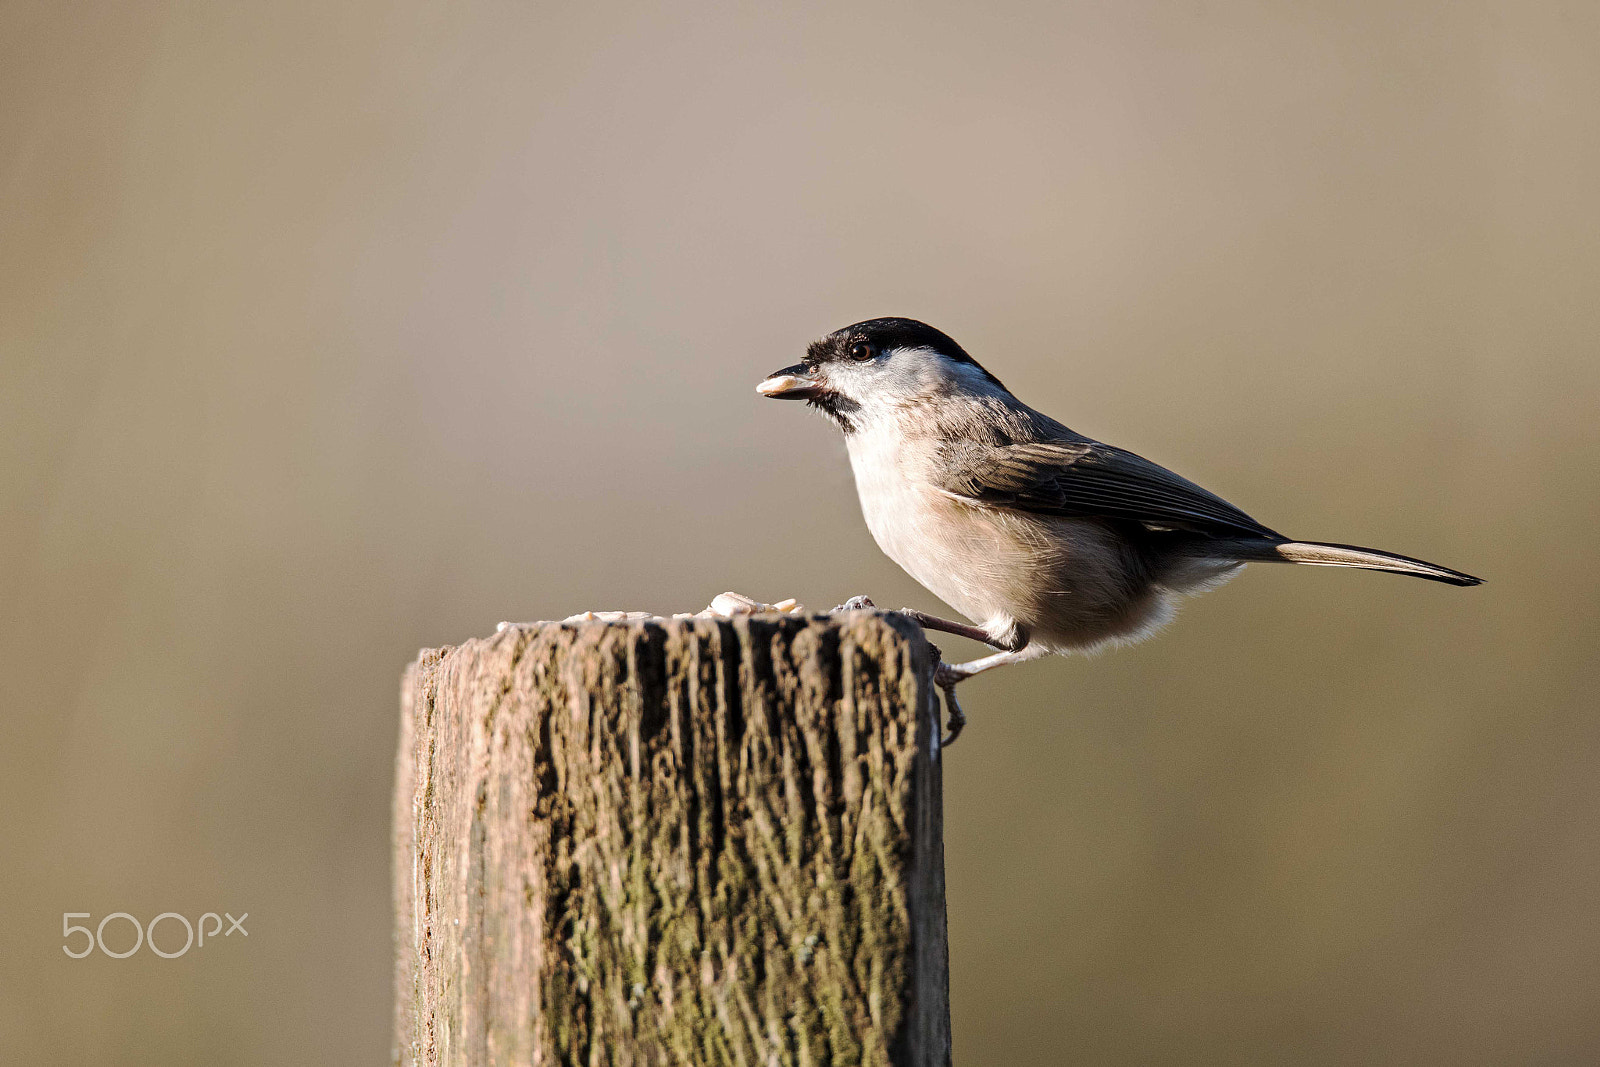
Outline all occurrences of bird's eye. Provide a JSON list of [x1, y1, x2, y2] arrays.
[[848, 342, 874, 362]]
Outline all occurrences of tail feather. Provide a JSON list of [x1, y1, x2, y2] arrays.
[[1220, 539, 1482, 586]]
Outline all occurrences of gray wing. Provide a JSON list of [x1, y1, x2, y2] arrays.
[[934, 438, 1283, 539]]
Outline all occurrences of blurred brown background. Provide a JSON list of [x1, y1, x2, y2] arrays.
[[4, 1, 1598, 1063]]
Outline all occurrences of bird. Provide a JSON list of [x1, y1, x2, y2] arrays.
[[756, 317, 1481, 744]]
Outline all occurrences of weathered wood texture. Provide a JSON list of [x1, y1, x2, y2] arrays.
[[394, 611, 950, 1067]]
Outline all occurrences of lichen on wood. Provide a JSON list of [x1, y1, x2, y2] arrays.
[[394, 611, 950, 1067]]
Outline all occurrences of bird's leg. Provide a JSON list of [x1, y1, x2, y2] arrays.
[[935, 647, 1037, 684], [898, 608, 1013, 650], [829, 597, 1016, 653]]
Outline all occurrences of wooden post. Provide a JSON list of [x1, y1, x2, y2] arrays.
[[394, 611, 951, 1067]]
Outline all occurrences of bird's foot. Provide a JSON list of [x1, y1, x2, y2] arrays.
[[831, 595, 876, 612], [925, 644, 970, 747]]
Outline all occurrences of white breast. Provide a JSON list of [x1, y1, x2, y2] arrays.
[[844, 422, 1014, 629]]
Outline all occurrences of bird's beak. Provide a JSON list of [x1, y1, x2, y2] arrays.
[[756, 362, 824, 400]]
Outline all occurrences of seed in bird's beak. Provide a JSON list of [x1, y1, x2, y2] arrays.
[[756, 363, 823, 400], [756, 374, 807, 396]]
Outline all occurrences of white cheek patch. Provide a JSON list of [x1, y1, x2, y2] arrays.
[[840, 346, 1006, 415], [837, 347, 942, 413]]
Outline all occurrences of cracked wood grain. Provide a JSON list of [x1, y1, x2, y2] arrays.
[[394, 611, 950, 1067]]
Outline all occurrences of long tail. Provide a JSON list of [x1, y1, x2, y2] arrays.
[[1214, 539, 1483, 587]]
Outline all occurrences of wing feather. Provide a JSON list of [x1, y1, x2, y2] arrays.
[[934, 439, 1282, 539]]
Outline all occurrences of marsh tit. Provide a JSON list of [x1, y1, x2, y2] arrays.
[[758, 317, 1480, 743]]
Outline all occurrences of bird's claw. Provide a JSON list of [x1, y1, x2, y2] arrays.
[[831, 594, 876, 612], [926, 644, 970, 747], [938, 683, 967, 746]]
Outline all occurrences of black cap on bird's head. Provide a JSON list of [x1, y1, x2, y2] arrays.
[[806, 317, 984, 369], [756, 318, 1006, 430]]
